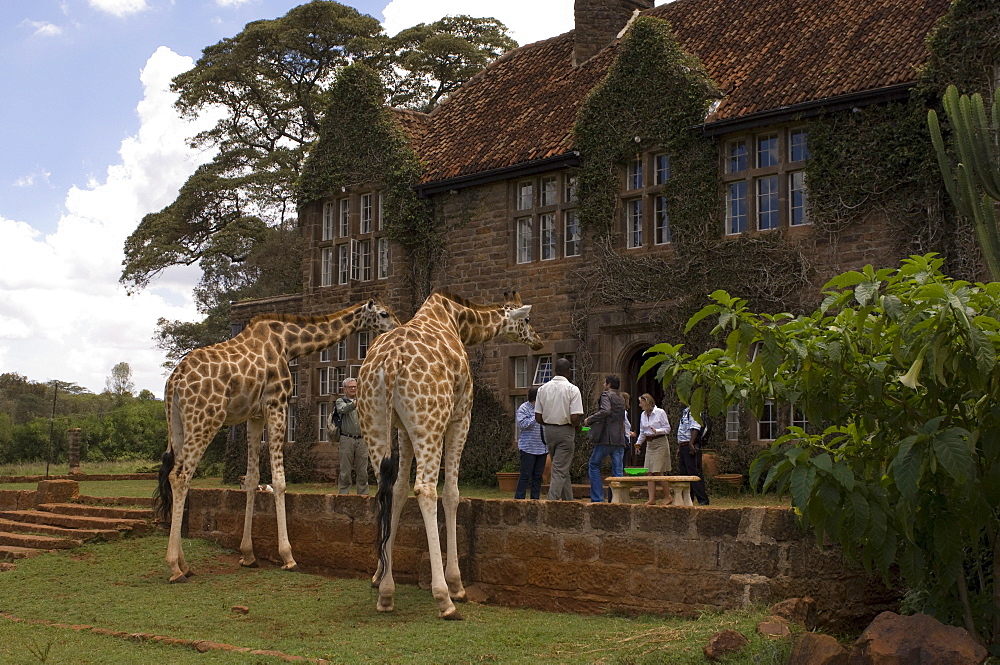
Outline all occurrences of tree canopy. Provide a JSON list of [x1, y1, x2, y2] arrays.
[[120, 1, 516, 293]]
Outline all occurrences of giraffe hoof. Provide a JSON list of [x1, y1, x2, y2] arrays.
[[281, 563, 299, 572], [376, 602, 394, 613], [239, 558, 259, 568], [441, 609, 463, 621], [184, 569, 195, 578], [168, 573, 189, 584], [450, 591, 467, 603]]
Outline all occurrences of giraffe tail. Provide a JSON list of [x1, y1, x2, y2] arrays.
[[153, 380, 181, 525], [375, 361, 400, 584], [375, 448, 398, 583], [154, 449, 175, 526]]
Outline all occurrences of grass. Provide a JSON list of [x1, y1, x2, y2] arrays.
[[0, 535, 802, 664]]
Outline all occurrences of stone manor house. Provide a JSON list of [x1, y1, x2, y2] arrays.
[[231, 0, 992, 472]]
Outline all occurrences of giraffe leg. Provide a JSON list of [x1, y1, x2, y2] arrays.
[[412, 437, 460, 620], [265, 405, 298, 572], [239, 419, 263, 568], [166, 471, 192, 583], [441, 418, 469, 603], [165, 424, 216, 583]]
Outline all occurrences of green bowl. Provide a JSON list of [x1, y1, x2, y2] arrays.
[[624, 467, 648, 476]]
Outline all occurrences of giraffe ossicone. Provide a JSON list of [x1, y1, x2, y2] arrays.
[[155, 298, 399, 584], [357, 291, 543, 619]]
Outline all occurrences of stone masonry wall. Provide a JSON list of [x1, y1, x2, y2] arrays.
[[185, 489, 897, 628]]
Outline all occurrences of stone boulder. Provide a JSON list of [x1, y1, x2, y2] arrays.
[[703, 629, 749, 661], [789, 633, 848, 665], [849, 612, 988, 664], [771, 596, 818, 630], [757, 615, 793, 641]]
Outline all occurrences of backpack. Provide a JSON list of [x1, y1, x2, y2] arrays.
[[699, 411, 713, 446], [328, 407, 342, 443]]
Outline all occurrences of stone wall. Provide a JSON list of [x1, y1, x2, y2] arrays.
[[185, 489, 897, 628]]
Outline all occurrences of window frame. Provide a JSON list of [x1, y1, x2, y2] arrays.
[[510, 172, 580, 264], [722, 126, 811, 235]]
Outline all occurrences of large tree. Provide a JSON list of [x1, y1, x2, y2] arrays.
[[121, 1, 516, 294]]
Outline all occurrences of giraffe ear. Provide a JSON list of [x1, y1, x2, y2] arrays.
[[509, 304, 531, 320], [366, 299, 376, 309]]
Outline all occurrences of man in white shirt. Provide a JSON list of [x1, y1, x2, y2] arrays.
[[534, 358, 584, 500]]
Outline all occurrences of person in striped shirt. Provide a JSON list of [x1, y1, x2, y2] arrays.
[[514, 386, 546, 499]]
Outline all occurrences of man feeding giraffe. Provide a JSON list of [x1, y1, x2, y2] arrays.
[[357, 291, 542, 619], [155, 299, 399, 584]]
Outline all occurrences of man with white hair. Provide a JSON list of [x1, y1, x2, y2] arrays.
[[334, 377, 369, 494]]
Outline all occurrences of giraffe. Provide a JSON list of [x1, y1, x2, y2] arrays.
[[357, 291, 543, 619], [155, 298, 400, 584]]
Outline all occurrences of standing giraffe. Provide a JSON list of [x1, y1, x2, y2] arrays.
[[357, 291, 542, 619], [155, 298, 399, 584]]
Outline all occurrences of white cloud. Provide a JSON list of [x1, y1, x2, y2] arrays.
[[13, 170, 52, 188], [215, 0, 254, 6], [0, 47, 220, 397], [21, 20, 64, 37], [88, 0, 149, 18], [381, 0, 575, 46]]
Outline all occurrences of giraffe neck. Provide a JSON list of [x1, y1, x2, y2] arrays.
[[267, 306, 364, 359], [430, 295, 504, 346]]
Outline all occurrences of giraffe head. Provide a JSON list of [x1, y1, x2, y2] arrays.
[[500, 292, 543, 350], [358, 298, 401, 333]]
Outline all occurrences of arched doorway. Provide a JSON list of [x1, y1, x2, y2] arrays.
[[622, 344, 664, 467]]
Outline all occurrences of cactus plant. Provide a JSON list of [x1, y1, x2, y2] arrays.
[[928, 85, 1000, 279]]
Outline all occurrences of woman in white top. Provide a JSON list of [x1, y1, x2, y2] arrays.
[[633, 393, 672, 506]]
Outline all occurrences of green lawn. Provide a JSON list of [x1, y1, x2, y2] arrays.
[[0, 535, 800, 664]]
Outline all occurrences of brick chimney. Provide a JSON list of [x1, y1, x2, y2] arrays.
[[574, 0, 655, 66]]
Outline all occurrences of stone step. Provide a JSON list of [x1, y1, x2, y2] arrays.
[[0, 530, 82, 550], [0, 517, 121, 542], [0, 510, 152, 535], [79, 494, 154, 508], [0, 544, 54, 561], [38, 502, 152, 521]]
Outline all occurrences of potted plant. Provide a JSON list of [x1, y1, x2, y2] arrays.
[[495, 461, 520, 492]]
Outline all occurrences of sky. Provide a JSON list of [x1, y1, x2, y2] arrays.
[[0, 0, 655, 398]]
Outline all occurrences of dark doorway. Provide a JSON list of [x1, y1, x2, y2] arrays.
[[622, 345, 665, 467]]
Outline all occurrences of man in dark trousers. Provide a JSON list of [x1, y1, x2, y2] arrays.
[[677, 406, 709, 505]]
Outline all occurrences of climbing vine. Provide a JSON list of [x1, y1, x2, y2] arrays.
[[918, 0, 1000, 99], [574, 16, 718, 242], [571, 16, 811, 362], [297, 64, 440, 296]]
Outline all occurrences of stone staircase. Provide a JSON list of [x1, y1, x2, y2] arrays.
[[0, 479, 155, 563]]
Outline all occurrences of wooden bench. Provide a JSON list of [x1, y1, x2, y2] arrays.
[[605, 475, 702, 506]]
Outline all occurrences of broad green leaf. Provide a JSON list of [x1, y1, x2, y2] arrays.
[[891, 435, 921, 502], [790, 464, 816, 509], [824, 270, 867, 290], [812, 452, 833, 474], [846, 490, 871, 541], [829, 461, 854, 491], [684, 304, 722, 332], [931, 427, 973, 483]]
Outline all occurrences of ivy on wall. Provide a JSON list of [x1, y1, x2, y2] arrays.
[[573, 16, 719, 243], [571, 16, 811, 362], [919, 0, 1000, 98], [297, 64, 439, 296]]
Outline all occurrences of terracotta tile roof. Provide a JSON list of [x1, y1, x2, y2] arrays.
[[657, 0, 951, 123], [397, 0, 951, 185]]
